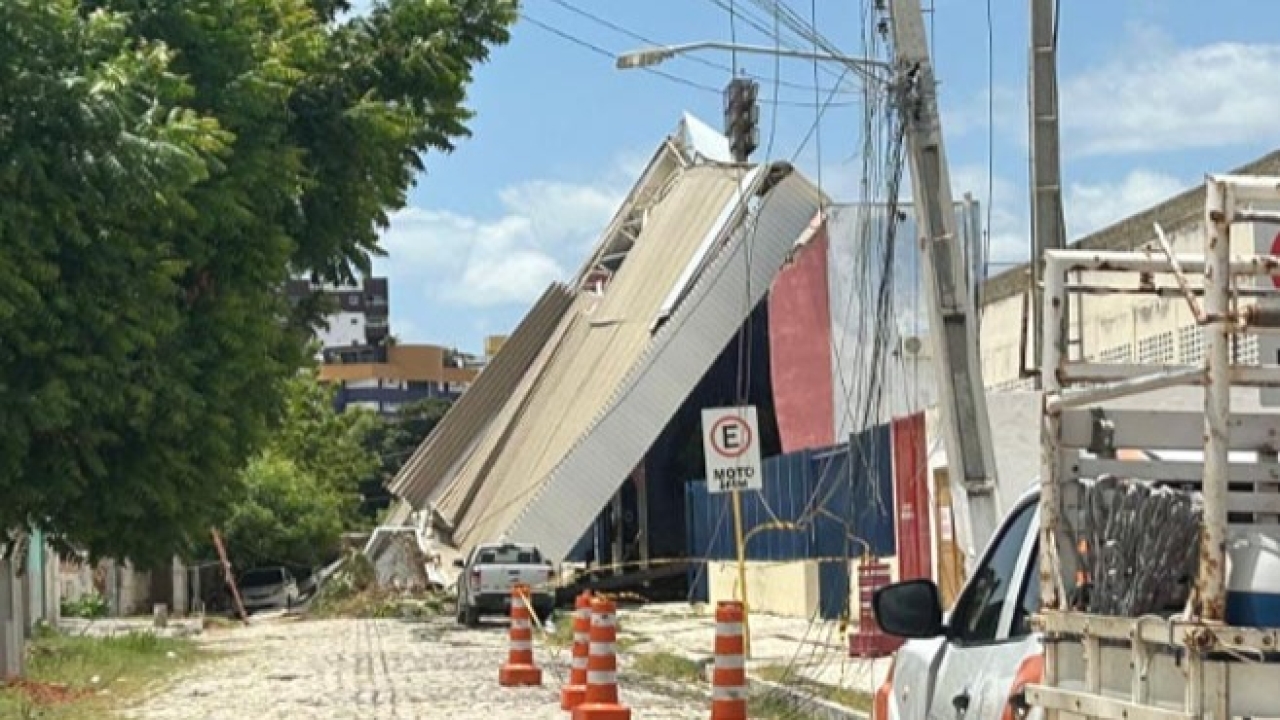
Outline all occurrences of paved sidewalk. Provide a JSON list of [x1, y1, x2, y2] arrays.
[[619, 603, 892, 695], [127, 616, 707, 720]]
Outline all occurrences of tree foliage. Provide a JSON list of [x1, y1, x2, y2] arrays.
[[271, 372, 379, 524], [356, 397, 452, 519], [221, 372, 376, 568], [0, 0, 515, 563]]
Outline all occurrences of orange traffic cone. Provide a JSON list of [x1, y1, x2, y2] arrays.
[[711, 601, 748, 720], [572, 597, 631, 720], [561, 591, 593, 710], [499, 583, 543, 687]]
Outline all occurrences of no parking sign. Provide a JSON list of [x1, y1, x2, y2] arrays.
[[701, 406, 763, 494]]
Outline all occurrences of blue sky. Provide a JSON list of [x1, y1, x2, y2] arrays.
[[357, 0, 1280, 353]]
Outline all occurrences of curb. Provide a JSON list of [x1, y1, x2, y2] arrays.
[[748, 677, 870, 720]]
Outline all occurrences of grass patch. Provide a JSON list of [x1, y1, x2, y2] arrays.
[[542, 615, 643, 651], [630, 651, 704, 684], [542, 619, 575, 647], [0, 629, 199, 719], [750, 693, 816, 719], [755, 664, 873, 713], [616, 633, 644, 652]]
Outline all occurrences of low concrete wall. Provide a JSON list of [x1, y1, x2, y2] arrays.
[[706, 560, 819, 618], [703, 555, 911, 629], [0, 559, 23, 678]]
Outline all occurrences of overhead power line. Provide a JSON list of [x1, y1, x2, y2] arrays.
[[545, 0, 863, 97], [520, 11, 862, 109]]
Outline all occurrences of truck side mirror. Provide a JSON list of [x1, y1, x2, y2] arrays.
[[873, 579, 944, 639], [452, 558, 465, 569]]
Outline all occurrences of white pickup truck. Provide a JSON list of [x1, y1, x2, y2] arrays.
[[453, 541, 556, 627]]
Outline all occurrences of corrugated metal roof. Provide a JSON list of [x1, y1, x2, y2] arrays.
[[386, 283, 576, 507], [437, 164, 753, 551], [383, 121, 822, 561], [508, 167, 823, 559], [430, 293, 579, 527]]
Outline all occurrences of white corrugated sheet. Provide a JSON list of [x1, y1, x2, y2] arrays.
[[509, 167, 823, 560]]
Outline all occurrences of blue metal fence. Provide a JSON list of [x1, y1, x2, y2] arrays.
[[685, 427, 897, 617]]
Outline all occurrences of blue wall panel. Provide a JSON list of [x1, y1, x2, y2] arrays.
[[684, 428, 898, 618], [848, 424, 896, 557]]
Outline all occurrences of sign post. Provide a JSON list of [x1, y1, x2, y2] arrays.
[[702, 406, 763, 658], [1255, 222, 1280, 407]]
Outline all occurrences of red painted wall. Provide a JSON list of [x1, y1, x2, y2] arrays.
[[767, 229, 835, 453], [892, 412, 933, 581]]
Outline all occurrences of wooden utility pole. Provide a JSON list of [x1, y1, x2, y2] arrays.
[[210, 529, 248, 624]]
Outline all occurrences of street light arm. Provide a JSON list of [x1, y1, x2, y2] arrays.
[[616, 40, 891, 82]]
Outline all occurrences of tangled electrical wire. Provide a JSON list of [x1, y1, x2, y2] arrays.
[[1073, 476, 1203, 617]]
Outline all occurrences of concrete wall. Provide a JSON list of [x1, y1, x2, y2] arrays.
[[980, 216, 1269, 391], [706, 560, 820, 618], [705, 557, 911, 627], [0, 559, 22, 678]]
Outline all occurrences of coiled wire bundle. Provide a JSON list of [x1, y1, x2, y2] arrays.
[[1077, 476, 1203, 617]]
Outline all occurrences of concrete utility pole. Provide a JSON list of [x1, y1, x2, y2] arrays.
[[723, 77, 759, 163], [1029, 0, 1066, 384], [887, 0, 1001, 556]]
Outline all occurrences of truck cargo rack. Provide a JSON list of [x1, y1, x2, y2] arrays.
[[1030, 174, 1280, 720]]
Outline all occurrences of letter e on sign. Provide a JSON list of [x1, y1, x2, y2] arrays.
[[701, 406, 764, 494]]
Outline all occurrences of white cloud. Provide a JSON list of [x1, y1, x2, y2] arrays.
[[942, 28, 1280, 159], [943, 86, 1025, 147], [1061, 29, 1280, 157], [950, 164, 1027, 266], [375, 162, 630, 310], [1065, 169, 1185, 237], [942, 164, 1189, 269], [497, 180, 623, 249]]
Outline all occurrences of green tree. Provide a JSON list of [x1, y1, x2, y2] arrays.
[[272, 372, 379, 523], [357, 397, 452, 519], [0, 0, 515, 564], [222, 451, 346, 569], [221, 372, 376, 568]]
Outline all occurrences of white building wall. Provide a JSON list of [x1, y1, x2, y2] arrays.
[[980, 220, 1265, 390], [319, 310, 367, 349], [827, 201, 981, 437]]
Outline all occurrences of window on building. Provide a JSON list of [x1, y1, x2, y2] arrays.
[[1137, 331, 1175, 365], [1178, 324, 1204, 365], [1098, 343, 1132, 364], [1238, 334, 1260, 365]]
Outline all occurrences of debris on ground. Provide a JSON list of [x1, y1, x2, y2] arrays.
[[2, 678, 91, 705], [308, 550, 452, 619]]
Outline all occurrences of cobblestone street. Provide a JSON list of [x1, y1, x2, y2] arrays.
[[126, 616, 707, 720]]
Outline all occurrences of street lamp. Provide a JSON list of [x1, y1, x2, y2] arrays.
[[614, 41, 892, 83], [616, 41, 892, 163]]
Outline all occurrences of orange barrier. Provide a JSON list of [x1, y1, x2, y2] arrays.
[[571, 597, 631, 720], [711, 601, 748, 720], [560, 590, 593, 711], [499, 583, 543, 687]]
